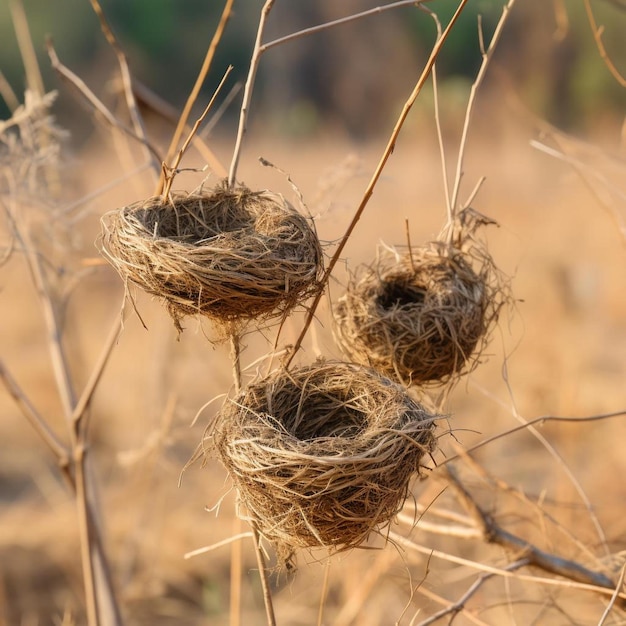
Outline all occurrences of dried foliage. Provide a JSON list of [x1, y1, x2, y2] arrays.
[[100, 181, 323, 331], [333, 210, 507, 386], [210, 361, 438, 567]]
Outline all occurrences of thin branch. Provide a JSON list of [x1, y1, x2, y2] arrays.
[[389, 531, 626, 600], [449, 0, 517, 215], [228, 0, 275, 187], [583, 0, 626, 87], [0, 359, 69, 464], [415, 559, 529, 626], [158, 0, 234, 195], [440, 410, 626, 466], [444, 467, 620, 595], [88, 0, 160, 179], [183, 532, 254, 559], [46, 38, 162, 165], [252, 524, 276, 626], [163, 65, 233, 198], [286, 0, 470, 367], [598, 564, 626, 625], [261, 0, 436, 52]]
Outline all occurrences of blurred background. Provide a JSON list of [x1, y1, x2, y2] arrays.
[[1, 0, 625, 141]]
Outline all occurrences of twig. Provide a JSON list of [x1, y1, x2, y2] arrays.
[[87, 0, 160, 179], [162, 65, 233, 198], [285, 0, 470, 367], [449, 0, 517, 218], [439, 409, 626, 466], [0, 70, 20, 112], [317, 559, 331, 626], [228, 0, 275, 188], [0, 359, 69, 465], [415, 559, 529, 626], [229, 0, 436, 188], [583, 0, 626, 87], [444, 467, 620, 596], [46, 38, 162, 165], [183, 532, 254, 559], [389, 531, 626, 600], [598, 564, 626, 625], [419, 6, 452, 222], [158, 0, 234, 195], [228, 333, 276, 626], [261, 0, 436, 52]]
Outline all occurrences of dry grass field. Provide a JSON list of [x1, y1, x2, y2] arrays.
[[1, 2, 625, 625]]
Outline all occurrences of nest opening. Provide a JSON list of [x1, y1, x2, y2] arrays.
[[100, 181, 323, 330], [334, 240, 505, 386], [210, 362, 438, 567]]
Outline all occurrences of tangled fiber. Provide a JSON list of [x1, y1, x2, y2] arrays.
[[211, 361, 437, 566], [333, 216, 505, 386], [100, 181, 323, 330]]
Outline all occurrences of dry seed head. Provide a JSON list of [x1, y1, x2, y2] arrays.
[[100, 181, 323, 331], [210, 361, 438, 567]]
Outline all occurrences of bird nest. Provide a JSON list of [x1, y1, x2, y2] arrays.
[[333, 214, 506, 386], [210, 361, 437, 567], [100, 181, 323, 331]]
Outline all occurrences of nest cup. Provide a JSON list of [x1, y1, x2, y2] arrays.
[[100, 181, 323, 330], [211, 361, 437, 566], [333, 240, 503, 386]]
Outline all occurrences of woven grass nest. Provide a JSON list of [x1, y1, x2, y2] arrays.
[[333, 217, 505, 386], [211, 361, 437, 566], [100, 181, 323, 330]]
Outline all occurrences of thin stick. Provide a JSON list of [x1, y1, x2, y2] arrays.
[[9, 0, 45, 96], [317, 559, 331, 626], [87, 0, 160, 179], [439, 409, 626, 466], [583, 0, 626, 87], [415, 559, 529, 626], [261, 0, 436, 52], [420, 7, 452, 221], [0, 70, 20, 112], [286, 0, 469, 367], [182, 532, 253, 559], [163, 65, 233, 198], [449, 0, 517, 214], [229, 0, 438, 189], [389, 531, 626, 600], [228, 0, 275, 188], [444, 466, 619, 593], [230, 517, 244, 626], [158, 0, 235, 195], [0, 359, 69, 464], [46, 38, 162, 165], [405, 218, 416, 270], [228, 333, 276, 625], [598, 564, 626, 625]]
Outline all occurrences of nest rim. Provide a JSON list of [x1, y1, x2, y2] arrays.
[[100, 181, 324, 330], [333, 241, 505, 386], [210, 361, 438, 566]]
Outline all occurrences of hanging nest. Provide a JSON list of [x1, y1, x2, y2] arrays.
[[210, 361, 437, 567], [100, 181, 323, 331], [333, 209, 507, 386]]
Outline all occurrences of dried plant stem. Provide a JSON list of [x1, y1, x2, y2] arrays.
[[598, 564, 626, 626], [449, 0, 517, 216], [229, 0, 436, 188], [415, 559, 529, 626], [46, 38, 162, 165], [443, 466, 620, 597], [252, 525, 276, 626], [158, 0, 234, 195], [261, 0, 435, 52], [583, 0, 626, 87], [88, 0, 160, 179], [162, 65, 233, 198], [228, 0, 275, 187], [317, 559, 331, 626], [286, 0, 469, 367], [228, 333, 276, 626], [229, 516, 243, 626]]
